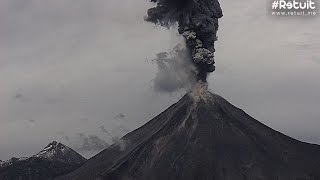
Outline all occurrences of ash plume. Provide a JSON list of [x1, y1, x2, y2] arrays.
[[146, 0, 223, 82]]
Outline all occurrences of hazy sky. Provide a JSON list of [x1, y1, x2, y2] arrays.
[[0, 0, 319, 160]]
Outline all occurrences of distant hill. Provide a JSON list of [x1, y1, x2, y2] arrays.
[[0, 141, 86, 180]]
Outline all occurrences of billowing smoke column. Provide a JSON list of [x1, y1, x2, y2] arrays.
[[146, 0, 223, 82]]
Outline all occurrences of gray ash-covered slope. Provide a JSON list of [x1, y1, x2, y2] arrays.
[[0, 141, 86, 180], [58, 83, 320, 180]]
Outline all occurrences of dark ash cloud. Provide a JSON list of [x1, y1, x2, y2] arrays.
[[146, 0, 223, 81]]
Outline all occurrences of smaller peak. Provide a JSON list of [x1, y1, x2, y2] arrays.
[[50, 141, 58, 145], [45, 141, 66, 149], [33, 141, 86, 165], [42, 142, 58, 151], [34, 141, 70, 159], [47, 141, 64, 147]]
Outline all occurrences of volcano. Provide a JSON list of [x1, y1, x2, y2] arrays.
[[58, 83, 320, 180]]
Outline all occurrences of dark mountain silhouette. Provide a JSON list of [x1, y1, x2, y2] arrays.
[[0, 141, 86, 180], [57, 83, 320, 180]]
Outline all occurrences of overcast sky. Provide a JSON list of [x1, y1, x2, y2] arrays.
[[0, 0, 319, 160]]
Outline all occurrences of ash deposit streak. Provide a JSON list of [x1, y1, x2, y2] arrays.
[[146, 0, 223, 82]]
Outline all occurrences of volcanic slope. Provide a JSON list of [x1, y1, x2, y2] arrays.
[[59, 83, 320, 180]]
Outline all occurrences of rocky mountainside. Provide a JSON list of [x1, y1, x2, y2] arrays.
[[0, 141, 86, 180], [0, 157, 29, 169], [58, 83, 320, 180]]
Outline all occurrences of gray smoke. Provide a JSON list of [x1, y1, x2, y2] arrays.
[[28, 119, 35, 123], [74, 133, 109, 152], [146, 0, 223, 81], [114, 113, 127, 121], [99, 126, 128, 151], [14, 93, 24, 99], [152, 44, 197, 93]]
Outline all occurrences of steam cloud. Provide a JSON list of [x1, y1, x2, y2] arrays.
[[146, 0, 223, 82], [152, 44, 197, 93], [73, 133, 109, 152], [100, 126, 128, 151], [114, 113, 127, 121]]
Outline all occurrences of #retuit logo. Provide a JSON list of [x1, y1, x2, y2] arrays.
[[269, 0, 318, 16]]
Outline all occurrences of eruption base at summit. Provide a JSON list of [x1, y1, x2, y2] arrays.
[[188, 81, 211, 103]]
